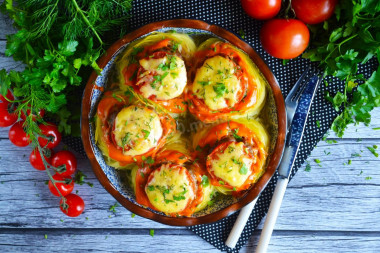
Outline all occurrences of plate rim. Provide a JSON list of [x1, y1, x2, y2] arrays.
[[81, 19, 286, 226]]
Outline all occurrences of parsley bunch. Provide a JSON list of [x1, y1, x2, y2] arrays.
[[0, 0, 132, 139], [303, 0, 380, 137]]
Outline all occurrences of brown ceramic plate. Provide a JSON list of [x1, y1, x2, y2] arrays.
[[81, 19, 286, 226]]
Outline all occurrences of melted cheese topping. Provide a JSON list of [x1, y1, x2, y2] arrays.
[[145, 164, 195, 213], [208, 142, 253, 188], [138, 55, 187, 100], [192, 56, 241, 110], [113, 105, 163, 156]]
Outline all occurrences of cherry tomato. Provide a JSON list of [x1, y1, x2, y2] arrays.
[[38, 122, 61, 149], [260, 19, 310, 59], [60, 194, 85, 217], [29, 148, 53, 171], [241, 0, 281, 20], [21, 108, 45, 121], [9, 121, 30, 147], [48, 174, 74, 197], [292, 0, 338, 24], [51, 150, 77, 177], [0, 91, 18, 127]]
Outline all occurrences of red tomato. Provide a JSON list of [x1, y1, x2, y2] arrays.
[[29, 148, 53, 171], [0, 91, 18, 127], [20, 108, 45, 121], [48, 174, 74, 197], [260, 19, 310, 59], [60, 194, 85, 217], [241, 0, 281, 20], [51, 150, 77, 177], [38, 122, 61, 149], [9, 121, 30, 147], [292, 0, 338, 24]]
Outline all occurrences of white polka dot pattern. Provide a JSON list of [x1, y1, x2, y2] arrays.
[[62, 1, 379, 252]]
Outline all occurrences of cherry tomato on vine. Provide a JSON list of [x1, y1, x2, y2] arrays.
[[9, 121, 30, 147], [0, 91, 18, 127], [260, 19, 310, 59], [51, 150, 77, 177], [21, 108, 45, 121], [38, 122, 61, 149], [29, 148, 53, 171], [48, 174, 74, 197], [292, 0, 338, 24], [241, 0, 281, 20], [60, 194, 85, 217]]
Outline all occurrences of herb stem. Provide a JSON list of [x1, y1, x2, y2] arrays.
[[70, 0, 104, 46]]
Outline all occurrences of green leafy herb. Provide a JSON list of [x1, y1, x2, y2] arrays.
[[365, 176, 372, 180], [213, 82, 227, 98], [142, 129, 150, 139], [201, 175, 210, 187], [150, 229, 154, 237], [238, 29, 246, 39], [304, 162, 311, 172], [239, 164, 248, 175], [367, 145, 379, 157], [109, 203, 119, 213], [131, 213, 136, 218], [303, 0, 380, 137], [232, 128, 243, 141], [316, 120, 321, 128], [314, 159, 322, 167]]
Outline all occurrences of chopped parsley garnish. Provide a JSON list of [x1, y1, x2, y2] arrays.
[[201, 175, 210, 187], [233, 187, 237, 191], [325, 139, 338, 144], [142, 129, 150, 139], [239, 164, 248, 175], [314, 159, 322, 167], [121, 132, 132, 149], [131, 213, 136, 218], [365, 176, 372, 180], [150, 229, 154, 237], [232, 128, 243, 141], [373, 127, 380, 130], [367, 145, 379, 157], [219, 181, 225, 185], [348, 159, 352, 165], [145, 156, 155, 164], [171, 42, 179, 52], [304, 162, 311, 172], [316, 120, 321, 128], [109, 202, 119, 213], [198, 81, 211, 87], [112, 93, 123, 102], [351, 153, 362, 157], [213, 82, 227, 98], [238, 29, 245, 39], [147, 185, 155, 191]]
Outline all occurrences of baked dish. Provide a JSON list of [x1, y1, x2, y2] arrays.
[[186, 38, 266, 123], [94, 31, 274, 217], [117, 32, 196, 115]]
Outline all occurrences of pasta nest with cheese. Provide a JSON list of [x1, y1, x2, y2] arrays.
[[116, 32, 196, 116], [186, 38, 267, 123]]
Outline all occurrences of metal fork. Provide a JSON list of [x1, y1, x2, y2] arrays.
[[225, 66, 320, 249], [285, 66, 319, 131]]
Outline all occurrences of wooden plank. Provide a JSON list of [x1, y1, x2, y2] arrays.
[[0, 13, 17, 40], [0, 139, 379, 231], [0, 230, 379, 252]]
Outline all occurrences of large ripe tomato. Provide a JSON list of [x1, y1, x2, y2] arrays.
[[292, 0, 338, 24], [29, 148, 53, 171], [0, 91, 18, 127], [260, 19, 310, 59], [9, 121, 30, 147], [48, 174, 74, 197], [60, 194, 85, 217], [51, 150, 77, 177], [38, 122, 61, 149], [241, 0, 281, 20]]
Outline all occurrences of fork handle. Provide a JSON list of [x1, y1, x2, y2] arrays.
[[225, 197, 258, 248], [256, 177, 289, 253]]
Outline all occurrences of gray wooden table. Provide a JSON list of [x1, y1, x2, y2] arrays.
[[1, 12, 380, 253]]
